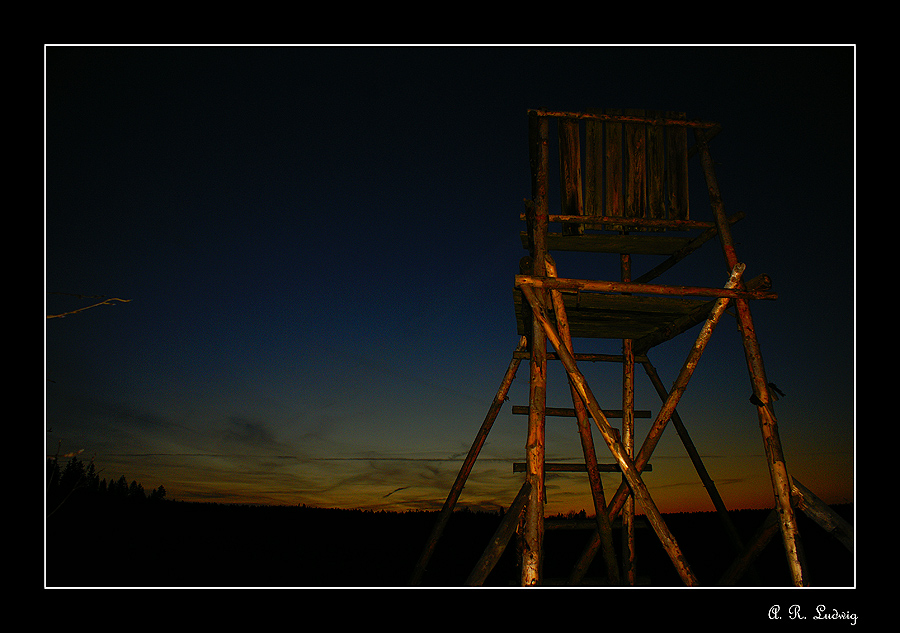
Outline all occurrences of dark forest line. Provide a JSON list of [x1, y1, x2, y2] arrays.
[[45, 456, 853, 588]]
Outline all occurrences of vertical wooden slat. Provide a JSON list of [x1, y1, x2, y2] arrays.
[[558, 117, 583, 236], [666, 111, 689, 220], [604, 108, 624, 224], [624, 108, 647, 221], [585, 110, 604, 218], [646, 110, 666, 222]]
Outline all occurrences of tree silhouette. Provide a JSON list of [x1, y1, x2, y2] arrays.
[[46, 454, 166, 516]]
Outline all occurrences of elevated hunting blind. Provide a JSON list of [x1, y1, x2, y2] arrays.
[[410, 108, 852, 587]]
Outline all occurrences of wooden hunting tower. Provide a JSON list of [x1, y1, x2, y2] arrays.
[[411, 108, 852, 587]]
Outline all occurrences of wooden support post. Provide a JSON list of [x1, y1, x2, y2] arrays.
[[409, 336, 527, 585], [465, 480, 533, 586], [695, 127, 807, 586], [519, 282, 698, 585], [522, 111, 550, 586], [545, 255, 620, 586], [621, 251, 636, 585]]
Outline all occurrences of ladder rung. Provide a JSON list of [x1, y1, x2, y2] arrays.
[[512, 462, 652, 473], [512, 405, 651, 418]]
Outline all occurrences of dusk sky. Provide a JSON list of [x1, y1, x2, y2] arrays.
[[45, 44, 854, 517]]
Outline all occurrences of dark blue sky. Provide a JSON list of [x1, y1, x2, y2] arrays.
[[45, 45, 854, 514]]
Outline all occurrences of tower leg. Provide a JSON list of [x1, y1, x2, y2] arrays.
[[409, 336, 527, 586], [696, 129, 807, 586], [621, 251, 636, 585], [521, 293, 546, 586]]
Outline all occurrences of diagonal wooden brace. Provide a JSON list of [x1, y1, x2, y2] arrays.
[[605, 262, 746, 518], [544, 254, 621, 585], [518, 281, 698, 585]]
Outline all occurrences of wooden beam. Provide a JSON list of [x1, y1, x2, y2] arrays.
[[513, 462, 653, 473], [516, 274, 777, 301], [523, 232, 692, 255], [526, 109, 720, 129], [718, 509, 780, 586], [520, 212, 719, 230], [511, 405, 651, 418], [514, 351, 651, 364]]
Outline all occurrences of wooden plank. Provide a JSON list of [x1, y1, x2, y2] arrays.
[[520, 232, 693, 255], [585, 111, 603, 217], [624, 108, 647, 221], [514, 289, 710, 340], [646, 109, 666, 221], [604, 108, 624, 223], [558, 117, 583, 236], [666, 111, 689, 220]]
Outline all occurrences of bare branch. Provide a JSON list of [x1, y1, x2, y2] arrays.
[[46, 295, 131, 319]]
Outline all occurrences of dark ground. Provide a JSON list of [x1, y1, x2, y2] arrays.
[[46, 500, 853, 589]]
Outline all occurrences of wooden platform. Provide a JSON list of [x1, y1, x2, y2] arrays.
[[513, 286, 715, 344], [520, 231, 694, 255]]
